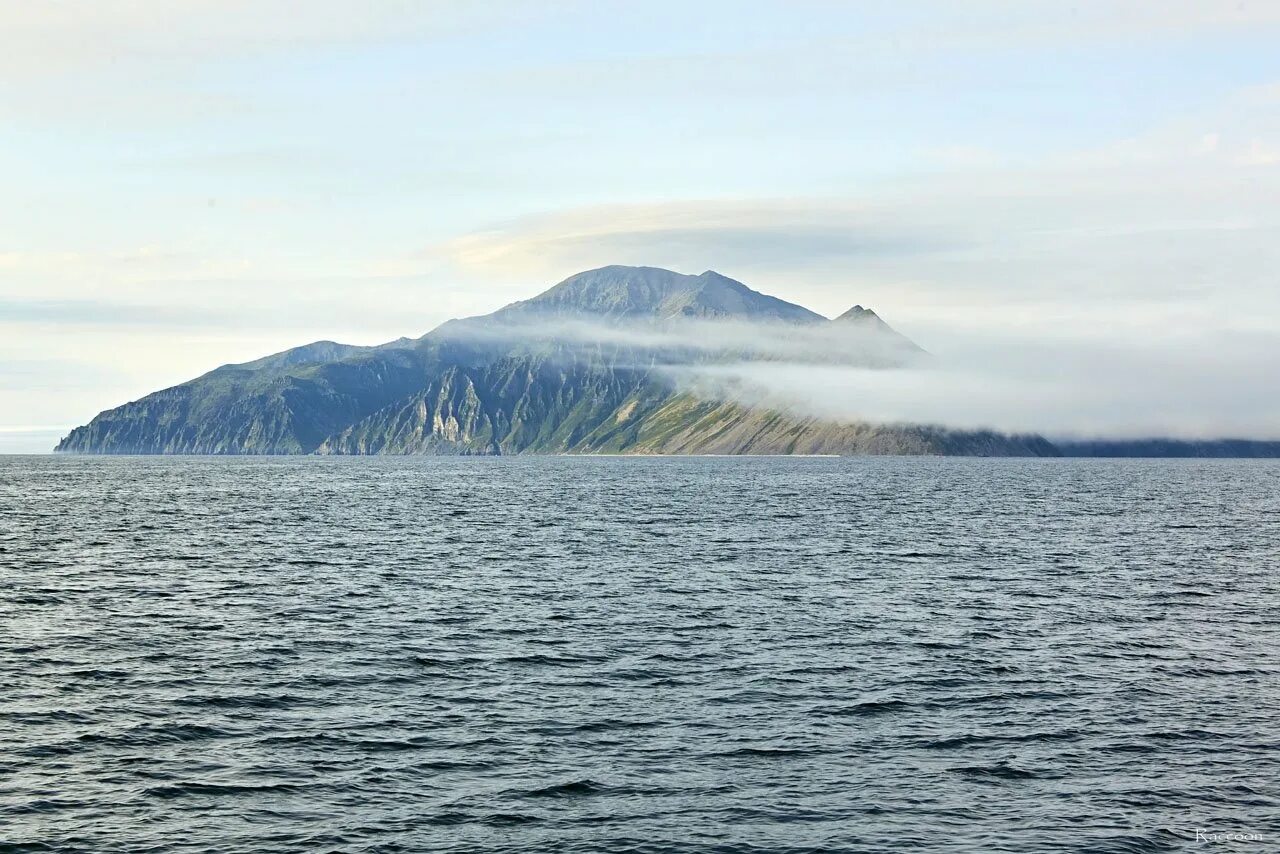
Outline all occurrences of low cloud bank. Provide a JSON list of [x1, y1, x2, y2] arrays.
[[676, 334, 1280, 440], [441, 315, 924, 368], [445, 316, 1279, 440], [678, 361, 1279, 441]]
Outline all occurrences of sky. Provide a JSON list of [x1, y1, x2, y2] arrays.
[[2, 1, 1279, 451]]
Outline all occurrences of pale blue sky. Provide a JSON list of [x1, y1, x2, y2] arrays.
[[3, 1, 1279, 449]]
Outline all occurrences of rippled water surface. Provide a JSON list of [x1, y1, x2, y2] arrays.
[[2, 455, 1279, 853]]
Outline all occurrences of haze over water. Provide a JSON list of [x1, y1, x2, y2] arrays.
[[3, 455, 1279, 852]]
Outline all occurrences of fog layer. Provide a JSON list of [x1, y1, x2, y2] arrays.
[[446, 316, 1279, 440]]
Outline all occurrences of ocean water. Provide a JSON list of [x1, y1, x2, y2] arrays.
[[2, 455, 1278, 853]]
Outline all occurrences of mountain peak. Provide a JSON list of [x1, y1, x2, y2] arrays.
[[832, 304, 924, 353], [835, 304, 873, 320], [487, 265, 825, 323], [834, 304, 891, 329], [225, 340, 370, 373]]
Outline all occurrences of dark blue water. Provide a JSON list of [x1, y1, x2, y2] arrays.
[[2, 456, 1278, 853]]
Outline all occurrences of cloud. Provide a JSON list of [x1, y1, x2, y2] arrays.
[[0, 359, 119, 390], [678, 329, 1280, 440], [442, 313, 925, 367], [1238, 139, 1280, 166], [439, 201, 958, 279], [432, 178, 1280, 333], [0, 2, 542, 78], [0, 427, 70, 455], [439, 313, 1280, 440], [898, 0, 1280, 47], [5, 1, 1275, 80], [0, 242, 500, 337], [0, 299, 250, 329], [428, 79, 1280, 332]]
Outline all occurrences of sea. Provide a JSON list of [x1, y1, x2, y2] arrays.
[[2, 455, 1278, 853]]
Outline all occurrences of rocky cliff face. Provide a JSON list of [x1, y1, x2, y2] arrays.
[[57, 265, 1061, 457], [318, 353, 672, 455]]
